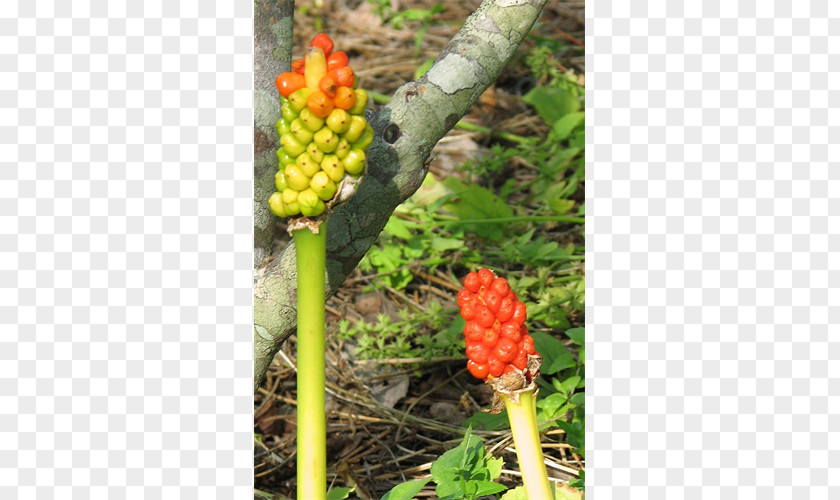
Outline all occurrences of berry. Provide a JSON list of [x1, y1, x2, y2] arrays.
[[457, 268, 540, 382], [325, 108, 351, 134], [307, 89, 334, 118], [326, 50, 349, 70], [276, 72, 305, 98], [328, 66, 354, 88], [291, 58, 305, 75], [342, 149, 365, 175], [310, 33, 334, 57], [288, 87, 313, 113], [333, 86, 357, 111], [467, 360, 489, 380], [348, 89, 367, 115], [351, 125, 374, 150], [319, 75, 338, 99], [463, 321, 483, 342], [477, 268, 494, 287], [319, 154, 344, 183], [342, 115, 368, 143], [465, 343, 488, 364]]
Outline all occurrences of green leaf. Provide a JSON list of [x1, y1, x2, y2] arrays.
[[549, 198, 576, 216], [555, 419, 584, 453], [537, 392, 568, 419], [381, 478, 431, 500], [429, 237, 464, 252], [532, 332, 576, 374], [564, 327, 585, 346], [409, 172, 450, 208], [570, 392, 585, 405], [500, 481, 583, 500], [441, 177, 514, 242], [528, 292, 572, 330], [472, 480, 508, 497], [326, 486, 354, 500], [385, 216, 414, 241], [485, 454, 503, 480], [551, 111, 585, 141], [558, 376, 581, 396], [500, 485, 528, 500], [430, 428, 507, 499], [463, 409, 509, 431], [522, 86, 581, 125]]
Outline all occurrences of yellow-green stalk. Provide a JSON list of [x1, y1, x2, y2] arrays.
[[292, 223, 327, 500], [502, 390, 553, 500]]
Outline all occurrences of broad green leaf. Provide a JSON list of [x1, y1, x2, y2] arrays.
[[537, 392, 568, 418], [441, 177, 514, 242], [381, 478, 431, 500], [500, 485, 528, 500], [564, 327, 585, 346], [522, 87, 581, 125], [559, 376, 582, 396], [552, 111, 585, 141], [532, 332, 576, 374], [385, 216, 414, 241], [326, 486, 354, 500], [485, 454, 504, 480], [472, 480, 508, 497]]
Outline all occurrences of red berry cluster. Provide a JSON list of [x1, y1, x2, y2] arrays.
[[457, 268, 538, 381]]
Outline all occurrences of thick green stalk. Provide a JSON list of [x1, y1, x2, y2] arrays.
[[293, 225, 327, 500], [503, 391, 553, 500]]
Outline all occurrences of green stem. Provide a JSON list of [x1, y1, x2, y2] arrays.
[[293, 225, 327, 500], [503, 391, 553, 500], [415, 215, 585, 226]]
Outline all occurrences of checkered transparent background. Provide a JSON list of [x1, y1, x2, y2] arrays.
[[1, 1, 253, 497], [587, 1, 839, 498]]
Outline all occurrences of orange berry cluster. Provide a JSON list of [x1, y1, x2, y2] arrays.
[[269, 33, 371, 218], [457, 269, 538, 381]]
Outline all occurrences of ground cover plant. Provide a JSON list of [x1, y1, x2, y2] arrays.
[[254, 0, 584, 498]]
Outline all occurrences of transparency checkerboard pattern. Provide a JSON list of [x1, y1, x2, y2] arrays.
[[1, 1, 253, 498], [587, 1, 839, 498]]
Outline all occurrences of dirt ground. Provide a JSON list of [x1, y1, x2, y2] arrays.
[[255, 1, 584, 497]]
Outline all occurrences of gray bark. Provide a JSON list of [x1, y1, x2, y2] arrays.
[[254, 0, 295, 262], [254, 0, 549, 392]]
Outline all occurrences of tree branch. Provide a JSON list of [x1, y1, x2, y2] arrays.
[[254, 0, 548, 391], [254, 0, 295, 262]]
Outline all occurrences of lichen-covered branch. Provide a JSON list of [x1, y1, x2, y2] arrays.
[[254, 0, 295, 262], [255, 0, 548, 391]]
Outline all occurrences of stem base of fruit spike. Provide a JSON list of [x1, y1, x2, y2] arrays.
[[501, 389, 554, 500], [292, 222, 327, 500]]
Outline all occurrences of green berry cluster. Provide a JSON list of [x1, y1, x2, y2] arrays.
[[268, 87, 372, 218]]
